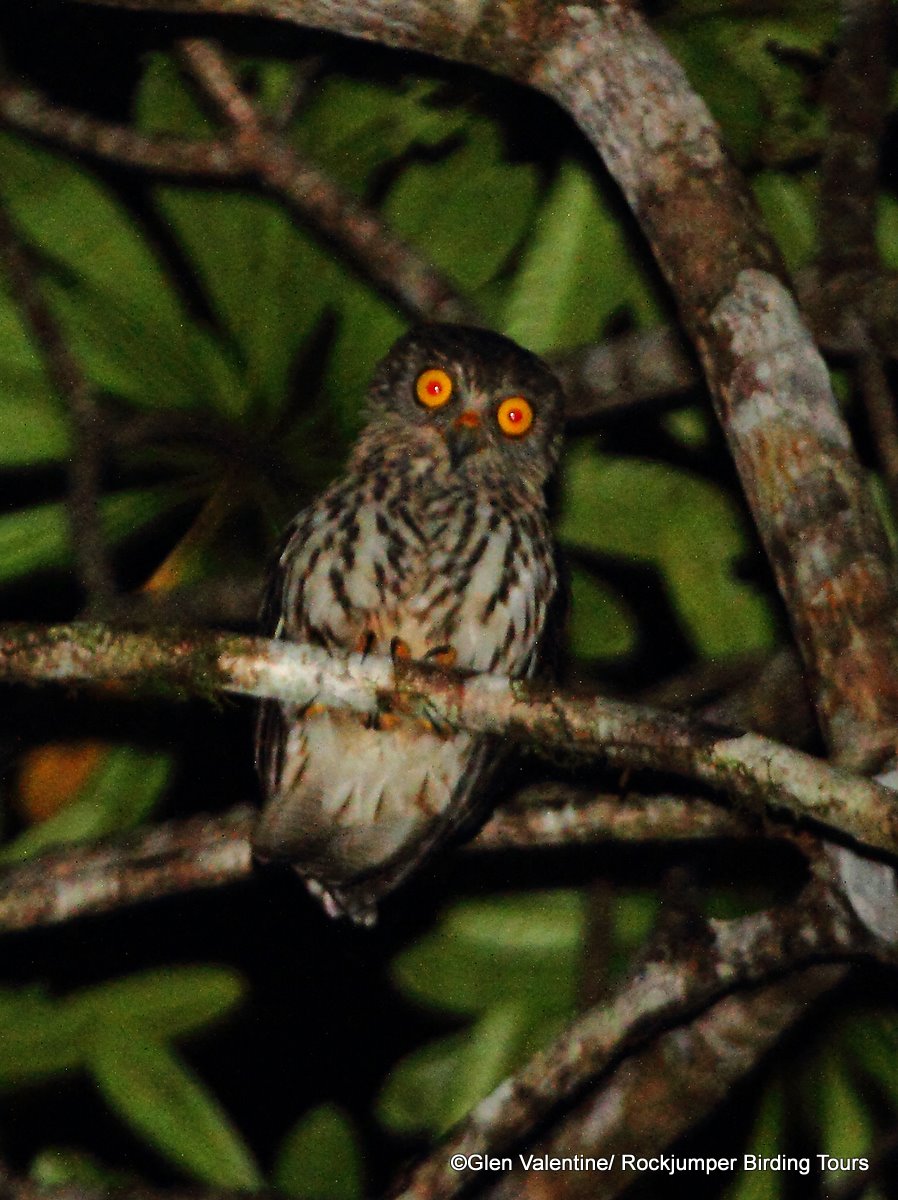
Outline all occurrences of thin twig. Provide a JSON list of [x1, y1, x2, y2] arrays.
[[0, 81, 243, 176], [0, 205, 114, 610], [0, 623, 897, 859], [177, 38, 478, 324]]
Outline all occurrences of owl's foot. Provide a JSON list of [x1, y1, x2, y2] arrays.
[[390, 637, 412, 662], [425, 644, 457, 669], [367, 711, 401, 732], [354, 629, 378, 658]]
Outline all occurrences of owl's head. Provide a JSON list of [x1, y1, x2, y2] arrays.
[[363, 324, 564, 491]]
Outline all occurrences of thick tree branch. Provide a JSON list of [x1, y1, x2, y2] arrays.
[[1, 622, 898, 859], [0, 808, 253, 932], [0, 789, 773, 934], [482, 967, 846, 1200]]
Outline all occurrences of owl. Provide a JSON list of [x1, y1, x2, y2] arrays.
[[254, 324, 564, 924]]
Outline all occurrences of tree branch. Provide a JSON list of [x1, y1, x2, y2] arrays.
[[482, 966, 846, 1200], [1, 622, 898, 860], [0, 808, 254, 932], [473, 785, 769, 850], [0, 787, 777, 934], [0, 204, 114, 611], [0, 81, 244, 176], [0, 71, 476, 325], [388, 861, 888, 1200], [175, 37, 477, 324]]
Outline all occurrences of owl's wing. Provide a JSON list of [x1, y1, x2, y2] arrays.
[[254, 516, 306, 788], [528, 540, 570, 685]]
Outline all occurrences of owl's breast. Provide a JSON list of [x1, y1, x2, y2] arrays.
[[278, 474, 554, 677]]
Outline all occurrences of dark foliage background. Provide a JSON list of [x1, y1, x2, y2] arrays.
[[0, 2, 894, 1198]]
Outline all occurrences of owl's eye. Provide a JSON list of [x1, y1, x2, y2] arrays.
[[497, 397, 534, 437], [416, 368, 453, 408]]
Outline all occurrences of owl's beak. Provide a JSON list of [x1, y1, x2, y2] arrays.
[[446, 411, 483, 468]]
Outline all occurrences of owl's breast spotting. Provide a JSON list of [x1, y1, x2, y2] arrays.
[[280, 461, 555, 676]]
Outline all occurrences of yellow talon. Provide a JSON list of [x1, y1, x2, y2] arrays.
[[390, 637, 412, 661], [429, 646, 457, 669]]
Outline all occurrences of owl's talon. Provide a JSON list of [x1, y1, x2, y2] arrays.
[[416, 698, 453, 738], [390, 637, 412, 662], [355, 630, 377, 657], [426, 645, 457, 669]]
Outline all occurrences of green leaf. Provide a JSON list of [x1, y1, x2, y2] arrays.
[[813, 1050, 873, 1183], [0, 128, 245, 418], [90, 1030, 263, 1190], [662, 405, 711, 450], [663, 13, 836, 162], [502, 161, 664, 354], [610, 892, 661, 981], [63, 967, 245, 1043], [0, 133, 187, 325], [0, 380, 68, 466], [0, 483, 193, 583], [385, 118, 538, 297], [294, 75, 469, 192], [135, 59, 475, 423], [382, 892, 583, 1136], [0, 985, 86, 1085], [664, 24, 764, 163], [46, 274, 246, 416], [567, 566, 636, 660], [378, 1003, 565, 1136], [376, 1029, 466, 1135], [876, 193, 898, 272], [0, 746, 172, 862], [274, 1104, 364, 1200], [392, 891, 585, 1017], [30, 1147, 134, 1190], [724, 1085, 785, 1200], [752, 172, 818, 272], [556, 442, 776, 659], [0, 285, 69, 464]]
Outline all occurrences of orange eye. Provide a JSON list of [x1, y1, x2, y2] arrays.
[[497, 396, 533, 437], [416, 368, 453, 408]]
